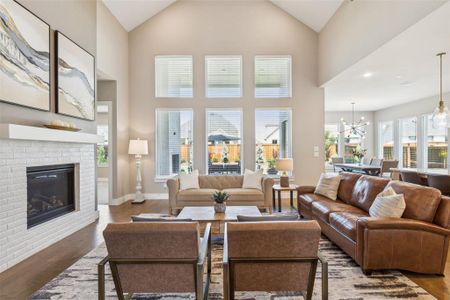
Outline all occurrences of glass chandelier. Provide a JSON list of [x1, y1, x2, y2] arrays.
[[432, 52, 449, 129], [340, 102, 369, 139]]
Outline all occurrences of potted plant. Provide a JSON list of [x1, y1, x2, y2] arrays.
[[212, 191, 229, 213], [352, 146, 367, 164], [267, 159, 277, 175]]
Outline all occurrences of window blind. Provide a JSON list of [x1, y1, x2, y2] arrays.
[[206, 56, 242, 98], [155, 56, 193, 98], [255, 56, 292, 98]]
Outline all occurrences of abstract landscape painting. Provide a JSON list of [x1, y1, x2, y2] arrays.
[[56, 31, 95, 121], [0, 0, 50, 111]]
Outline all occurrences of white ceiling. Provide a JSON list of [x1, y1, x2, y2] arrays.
[[102, 0, 176, 32], [324, 1, 450, 112], [102, 0, 342, 33]]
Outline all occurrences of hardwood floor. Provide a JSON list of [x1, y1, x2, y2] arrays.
[[0, 198, 448, 299]]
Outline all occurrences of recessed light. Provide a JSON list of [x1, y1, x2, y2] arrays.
[[395, 75, 403, 79], [363, 72, 373, 78]]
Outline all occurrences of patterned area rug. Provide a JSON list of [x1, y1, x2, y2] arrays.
[[31, 237, 434, 300]]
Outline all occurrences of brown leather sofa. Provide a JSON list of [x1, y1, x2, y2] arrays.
[[298, 172, 450, 275]]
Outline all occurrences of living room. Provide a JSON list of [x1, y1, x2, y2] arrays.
[[0, 0, 449, 299]]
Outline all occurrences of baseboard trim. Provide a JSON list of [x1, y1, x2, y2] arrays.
[[110, 193, 168, 205]]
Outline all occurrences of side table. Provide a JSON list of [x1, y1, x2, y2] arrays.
[[272, 184, 299, 213]]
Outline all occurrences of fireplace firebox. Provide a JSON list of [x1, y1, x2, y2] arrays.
[[27, 164, 75, 228]]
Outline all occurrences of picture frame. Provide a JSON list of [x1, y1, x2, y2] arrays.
[[0, 0, 51, 111], [55, 30, 95, 121]]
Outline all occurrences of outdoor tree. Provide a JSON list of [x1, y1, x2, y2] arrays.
[[256, 144, 264, 169], [324, 130, 337, 162]]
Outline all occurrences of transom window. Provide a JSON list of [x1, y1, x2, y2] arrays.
[[255, 56, 292, 98], [155, 109, 193, 178], [205, 56, 242, 98], [155, 55, 193, 98], [255, 109, 292, 174], [206, 109, 242, 175]]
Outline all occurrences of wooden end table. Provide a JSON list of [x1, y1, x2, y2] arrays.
[[272, 184, 299, 212]]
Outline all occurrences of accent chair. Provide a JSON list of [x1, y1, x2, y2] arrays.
[[223, 221, 328, 300], [99, 222, 211, 300]]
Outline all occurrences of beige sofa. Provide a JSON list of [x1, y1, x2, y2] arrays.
[[167, 175, 274, 214]]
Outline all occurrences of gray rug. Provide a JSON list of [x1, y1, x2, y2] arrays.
[[30, 237, 434, 299]]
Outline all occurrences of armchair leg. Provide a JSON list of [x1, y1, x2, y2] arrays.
[[98, 256, 109, 300], [223, 262, 230, 300], [321, 256, 328, 300]]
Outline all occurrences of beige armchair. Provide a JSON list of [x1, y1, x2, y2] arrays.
[[99, 222, 211, 300], [223, 221, 328, 300]]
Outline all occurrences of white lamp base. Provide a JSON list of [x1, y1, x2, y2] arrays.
[[131, 155, 145, 204], [132, 192, 145, 204]]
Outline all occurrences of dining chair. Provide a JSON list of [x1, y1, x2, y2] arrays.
[[427, 174, 450, 196], [223, 221, 327, 300], [362, 157, 372, 165], [370, 158, 383, 167], [99, 222, 211, 300], [400, 170, 424, 185], [331, 157, 344, 172], [380, 160, 399, 178]]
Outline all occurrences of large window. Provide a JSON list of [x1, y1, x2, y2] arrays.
[[379, 121, 394, 160], [255, 56, 291, 98], [155, 55, 193, 98], [343, 126, 362, 163], [205, 56, 242, 98], [206, 110, 242, 174], [156, 109, 193, 177], [426, 115, 448, 169], [324, 124, 339, 164], [400, 117, 417, 168], [255, 109, 292, 174]]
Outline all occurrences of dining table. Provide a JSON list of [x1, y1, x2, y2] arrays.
[[334, 163, 382, 176]]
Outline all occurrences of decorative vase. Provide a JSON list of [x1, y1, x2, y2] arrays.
[[214, 202, 226, 213]]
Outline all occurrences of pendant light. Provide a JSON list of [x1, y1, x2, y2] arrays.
[[431, 52, 449, 129]]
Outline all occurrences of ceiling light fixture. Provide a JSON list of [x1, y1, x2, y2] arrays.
[[431, 52, 449, 129], [362, 72, 373, 78], [340, 102, 369, 139]]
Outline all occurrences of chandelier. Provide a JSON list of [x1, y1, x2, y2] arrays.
[[340, 102, 369, 139]]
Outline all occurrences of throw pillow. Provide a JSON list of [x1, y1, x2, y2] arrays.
[[314, 173, 341, 200], [179, 169, 200, 190], [369, 187, 406, 218], [242, 169, 263, 190]]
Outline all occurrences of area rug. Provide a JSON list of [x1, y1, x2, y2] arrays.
[[30, 237, 434, 300]]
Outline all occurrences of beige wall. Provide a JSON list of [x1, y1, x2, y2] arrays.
[[96, 2, 130, 199], [0, 0, 97, 133], [318, 0, 446, 86], [129, 0, 325, 194]]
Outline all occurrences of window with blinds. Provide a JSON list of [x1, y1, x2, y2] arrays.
[[255, 56, 292, 98], [155, 56, 193, 98], [206, 56, 242, 98]]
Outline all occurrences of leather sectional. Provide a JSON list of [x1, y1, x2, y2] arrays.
[[298, 172, 450, 274]]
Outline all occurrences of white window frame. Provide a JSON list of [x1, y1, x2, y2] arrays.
[[205, 55, 243, 98], [205, 108, 244, 175], [398, 116, 418, 169], [254, 108, 293, 177], [154, 55, 193, 98], [254, 55, 292, 99], [154, 108, 194, 182], [378, 120, 394, 159]]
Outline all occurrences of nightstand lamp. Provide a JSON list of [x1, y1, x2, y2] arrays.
[[128, 139, 148, 204], [276, 158, 293, 187]]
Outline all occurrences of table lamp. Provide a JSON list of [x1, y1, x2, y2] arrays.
[[128, 138, 148, 204], [276, 158, 293, 187]]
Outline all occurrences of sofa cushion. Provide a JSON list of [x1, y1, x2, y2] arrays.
[[177, 188, 218, 201], [222, 188, 264, 202], [386, 181, 442, 223], [337, 172, 362, 203], [349, 175, 390, 212], [329, 211, 369, 241], [198, 175, 243, 190], [312, 199, 365, 223], [299, 193, 331, 211]]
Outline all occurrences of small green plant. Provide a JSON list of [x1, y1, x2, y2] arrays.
[[212, 191, 229, 204], [97, 145, 107, 165], [352, 145, 367, 162], [212, 156, 219, 163], [267, 159, 275, 169]]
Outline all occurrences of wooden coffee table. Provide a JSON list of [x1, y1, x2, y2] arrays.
[[177, 206, 261, 234]]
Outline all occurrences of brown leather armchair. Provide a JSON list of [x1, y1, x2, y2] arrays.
[[298, 172, 450, 274], [99, 222, 211, 300]]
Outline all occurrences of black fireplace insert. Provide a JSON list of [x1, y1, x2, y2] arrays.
[[27, 164, 75, 228]]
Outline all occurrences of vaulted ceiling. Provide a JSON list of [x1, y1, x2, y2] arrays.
[[102, 0, 343, 32]]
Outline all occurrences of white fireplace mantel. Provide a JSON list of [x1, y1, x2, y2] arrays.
[[0, 124, 102, 144]]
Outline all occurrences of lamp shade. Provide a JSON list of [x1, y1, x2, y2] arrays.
[[128, 139, 148, 155], [275, 158, 293, 171]]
